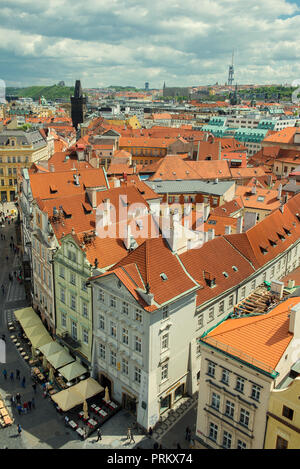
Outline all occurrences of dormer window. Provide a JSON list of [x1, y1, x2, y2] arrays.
[[204, 271, 216, 288], [277, 232, 285, 242], [269, 239, 277, 247], [223, 272, 229, 278], [260, 246, 268, 255], [283, 227, 291, 236], [232, 266, 238, 272], [160, 273, 168, 281]]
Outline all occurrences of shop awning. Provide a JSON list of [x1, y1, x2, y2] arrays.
[[58, 361, 87, 382], [30, 333, 53, 349], [14, 307, 37, 322], [23, 324, 47, 338], [46, 350, 75, 370], [51, 378, 104, 411], [38, 341, 64, 358], [19, 315, 43, 328]]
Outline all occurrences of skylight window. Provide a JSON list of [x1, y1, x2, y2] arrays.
[[223, 272, 229, 278], [232, 266, 238, 272], [260, 246, 268, 255], [257, 196, 265, 202], [160, 273, 168, 281]]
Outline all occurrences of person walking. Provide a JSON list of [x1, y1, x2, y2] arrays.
[[2, 369, 7, 380], [17, 424, 22, 436], [16, 392, 21, 404], [17, 404, 22, 416], [31, 397, 35, 409], [21, 376, 26, 388], [28, 400, 32, 412], [129, 428, 135, 444], [96, 427, 102, 442], [126, 427, 131, 441], [16, 369, 20, 380], [10, 395, 15, 407], [32, 382, 37, 394], [185, 426, 191, 440], [23, 402, 28, 414], [10, 371, 14, 381]]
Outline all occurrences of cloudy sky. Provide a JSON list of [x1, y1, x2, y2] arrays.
[[1, 0, 300, 88]]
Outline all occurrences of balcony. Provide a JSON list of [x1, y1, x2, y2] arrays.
[[58, 331, 81, 350]]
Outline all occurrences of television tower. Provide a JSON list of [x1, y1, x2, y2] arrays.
[[227, 50, 234, 86]]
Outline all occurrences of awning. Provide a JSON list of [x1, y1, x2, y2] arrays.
[[14, 307, 37, 322], [73, 378, 104, 400], [19, 315, 43, 328], [58, 361, 87, 382], [23, 324, 47, 338], [30, 333, 53, 349], [51, 387, 84, 412], [46, 350, 74, 370], [51, 378, 104, 411], [38, 341, 64, 358]]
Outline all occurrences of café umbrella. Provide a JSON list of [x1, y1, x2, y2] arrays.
[[104, 386, 110, 403], [83, 400, 88, 420]]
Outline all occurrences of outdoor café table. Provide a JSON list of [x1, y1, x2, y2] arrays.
[[99, 409, 108, 418], [91, 404, 97, 410], [78, 411, 87, 420], [76, 427, 85, 439], [68, 420, 78, 430], [106, 401, 118, 409], [87, 418, 97, 429]]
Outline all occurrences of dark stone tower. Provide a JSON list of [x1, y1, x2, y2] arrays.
[[71, 80, 86, 130]]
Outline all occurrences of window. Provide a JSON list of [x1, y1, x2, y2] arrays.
[[122, 358, 128, 375], [209, 422, 218, 442], [110, 296, 116, 308], [229, 295, 234, 307], [161, 363, 168, 381], [161, 333, 169, 351], [282, 405, 294, 421], [122, 328, 129, 345], [237, 440, 247, 449], [135, 336, 142, 353], [60, 288, 65, 304], [98, 289, 104, 302], [198, 313, 204, 328], [251, 279, 256, 290], [221, 369, 229, 385], [134, 366, 141, 384], [162, 305, 169, 319], [236, 376, 245, 393], [225, 400, 235, 419], [276, 435, 288, 449], [207, 361, 215, 377], [70, 272, 76, 285], [211, 392, 220, 410], [251, 384, 261, 401], [239, 408, 250, 427], [99, 314, 105, 330], [241, 287, 246, 299], [70, 294, 76, 311], [122, 302, 129, 315], [208, 307, 214, 322], [222, 430, 232, 449], [196, 339, 201, 355], [82, 328, 89, 345], [98, 343, 105, 360], [81, 280, 87, 292], [71, 320, 77, 340], [67, 250, 76, 263], [110, 321, 117, 338], [82, 302, 88, 318], [61, 312, 67, 328], [135, 310, 142, 323], [110, 351, 117, 367], [218, 301, 225, 315]]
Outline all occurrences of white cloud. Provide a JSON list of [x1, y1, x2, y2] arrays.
[[0, 0, 300, 87]]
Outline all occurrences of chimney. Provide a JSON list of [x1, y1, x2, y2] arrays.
[[277, 183, 282, 200], [196, 141, 200, 161], [87, 188, 97, 209], [288, 303, 300, 335], [225, 225, 231, 235], [267, 174, 272, 187], [207, 228, 215, 240], [251, 185, 257, 195]]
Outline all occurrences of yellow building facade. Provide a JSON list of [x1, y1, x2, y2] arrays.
[[0, 129, 48, 202], [264, 376, 300, 449]]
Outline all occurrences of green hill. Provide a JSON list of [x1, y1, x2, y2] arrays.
[[6, 85, 74, 101]]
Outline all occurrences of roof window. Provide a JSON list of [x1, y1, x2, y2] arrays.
[[160, 273, 168, 281], [232, 266, 238, 272], [260, 246, 268, 255], [223, 272, 229, 278]]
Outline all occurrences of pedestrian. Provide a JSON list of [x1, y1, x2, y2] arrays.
[[16, 369, 20, 380], [10, 395, 15, 407], [126, 427, 131, 440], [32, 382, 37, 394], [129, 428, 135, 444], [17, 424, 22, 436], [23, 402, 28, 414], [21, 376, 26, 388], [28, 400, 32, 412], [16, 392, 21, 404], [2, 369, 7, 380], [31, 397, 35, 409], [17, 404, 22, 415], [185, 426, 191, 440], [64, 415, 69, 426], [10, 371, 14, 381], [96, 427, 102, 442]]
